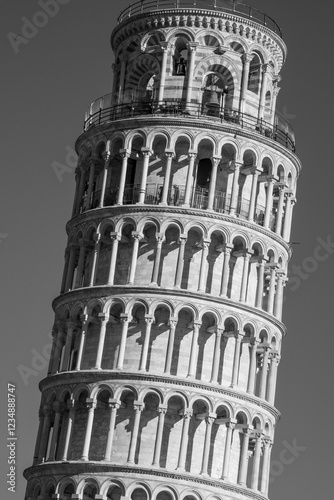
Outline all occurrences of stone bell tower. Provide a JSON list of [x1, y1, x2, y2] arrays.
[[24, 1, 301, 499]]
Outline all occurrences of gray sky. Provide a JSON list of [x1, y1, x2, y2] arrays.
[[1, 1, 333, 499]]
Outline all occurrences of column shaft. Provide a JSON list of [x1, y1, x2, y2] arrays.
[[152, 407, 167, 466], [230, 333, 242, 387], [94, 316, 108, 369], [238, 429, 251, 485], [210, 330, 223, 383], [81, 401, 96, 460], [259, 347, 270, 399], [127, 405, 143, 463], [183, 153, 196, 207], [220, 246, 232, 297], [139, 317, 154, 371], [128, 233, 142, 284], [187, 322, 200, 377], [251, 435, 263, 490], [104, 402, 120, 460], [116, 316, 129, 369], [138, 149, 152, 204], [116, 150, 130, 205], [176, 412, 191, 470], [164, 320, 177, 374], [160, 152, 174, 205], [75, 317, 89, 371], [107, 233, 120, 285], [198, 240, 210, 292], [174, 236, 187, 288]]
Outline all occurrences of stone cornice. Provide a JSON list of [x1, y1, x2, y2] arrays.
[[66, 205, 292, 257], [38, 370, 281, 421], [51, 285, 287, 337], [24, 463, 268, 500], [76, 115, 301, 175], [111, 8, 286, 63]]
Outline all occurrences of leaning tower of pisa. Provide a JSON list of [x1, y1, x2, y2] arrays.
[[24, 1, 301, 499]]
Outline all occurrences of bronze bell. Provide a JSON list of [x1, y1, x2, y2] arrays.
[[205, 90, 220, 109]]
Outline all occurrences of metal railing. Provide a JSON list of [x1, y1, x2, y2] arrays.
[[116, 0, 282, 37], [81, 183, 272, 228], [84, 98, 295, 152]]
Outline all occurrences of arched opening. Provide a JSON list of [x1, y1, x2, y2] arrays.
[[63, 483, 75, 499], [173, 37, 189, 76], [187, 399, 209, 473], [68, 390, 89, 460], [137, 392, 160, 465], [161, 395, 185, 469], [123, 303, 146, 371], [135, 223, 157, 285], [248, 53, 261, 94], [113, 390, 136, 463], [83, 483, 98, 499], [89, 390, 111, 460], [131, 488, 148, 500], [196, 313, 216, 381], [202, 73, 229, 117], [102, 302, 123, 369], [81, 305, 101, 370], [107, 485, 123, 500], [114, 222, 136, 285]]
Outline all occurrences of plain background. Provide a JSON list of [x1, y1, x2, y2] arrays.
[[1, 1, 333, 499]]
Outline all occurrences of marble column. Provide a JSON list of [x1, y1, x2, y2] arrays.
[[251, 433, 263, 490], [220, 243, 233, 297], [183, 152, 197, 207], [128, 232, 143, 285], [247, 338, 259, 394], [116, 150, 130, 205], [98, 151, 111, 208], [201, 415, 215, 475], [88, 233, 101, 287], [94, 314, 109, 369], [176, 410, 192, 471], [248, 168, 262, 221], [198, 238, 210, 292], [207, 157, 220, 210], [210, 328, 224, 383], [138, 148, 153, 204], [104, 400, 121, 460], [61, 399, 75, 461], [151, 233, 164, 285], [230, 331, 244, 388], [174, 234, 187, 288], [81, 399, 97, 460], [75, 315, 89, 371], [127, 403, 143, 464], [160, 150, 174, 205], [229, 162, 242, 216], [222, 419, 237, 480], [116, 314, 129, 370], [164, 318, 178, 374], [139, 316, 154, 371], [239, 54, 253, 113], [107, 232, 121, 285], [152, 406, 167, 467], [240, 250, 253, 302], [187, 321, 201, 378], [238, 427, 252, 486], [185, 43, 198, 109], [264, 176, 276, 229], [158, 42, 170, 104], [258, 346, 270, 399], [267, 353, 280, 404], [48, 402, 63, 461], [258, 64, 269, 120]]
